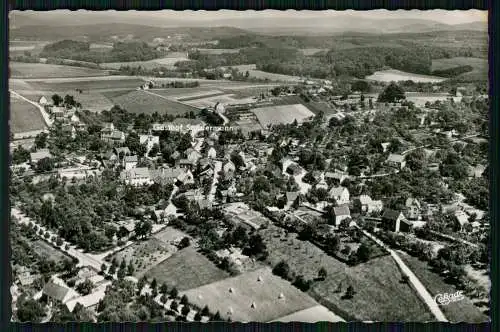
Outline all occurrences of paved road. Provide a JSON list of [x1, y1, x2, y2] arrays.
[[10, 90, 54, 127], [357, 226, 448, 322]]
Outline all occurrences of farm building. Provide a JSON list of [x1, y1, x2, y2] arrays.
[[386, 154, 406, 170], [354, 195, 383, 214], [381, 209, 412, 233], [332, 205, 351, 226], [120, 167, 153, 186], [42, 280, 79, 305], [30, 149, 52, 164]]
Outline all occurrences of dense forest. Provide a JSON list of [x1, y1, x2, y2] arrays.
[[40, 40, 163, 63]]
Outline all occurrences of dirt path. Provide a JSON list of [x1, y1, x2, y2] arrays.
[[10, 90, 53, 127]]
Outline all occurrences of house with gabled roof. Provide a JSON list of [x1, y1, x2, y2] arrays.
[[386, 154, 406, 170], [332, 205, 351, 226], [120, 167, 152, 186], [43, 280, 79, 305], [354, 195, 383, 214], [123, 155, 138, 170], [382, 209, 412, 233], [30, 149, 52, 164], [328, 186, 350, 205]]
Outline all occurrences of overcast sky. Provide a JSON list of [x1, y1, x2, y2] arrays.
[[133, 10, 488, 24], [14, 9, 487, 25]]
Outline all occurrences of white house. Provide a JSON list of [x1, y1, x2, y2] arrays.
[[328, 186, 350, 205], [120, 167, 153, 186], [185, 148, 202, 163], [332, 205, 351, 226], [223, 160, 236, 174], [39, 96, 49, 105], [405, 198, 421, 220], [207, 147, 217, 159], [386, 154, 406, 169], [30, 149, 52, 164], [355, 195, 383, 214], [123, 155, 138, 170], [139, 135, 160, 155]]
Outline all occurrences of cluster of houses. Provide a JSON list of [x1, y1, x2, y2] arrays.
[[39, 96, 86, 136]]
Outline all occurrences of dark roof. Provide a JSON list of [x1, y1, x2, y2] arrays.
[[43, 282, 71, 302], [382, 209, 403, 221]]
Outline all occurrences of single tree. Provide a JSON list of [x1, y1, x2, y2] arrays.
[[318, 267, 328, 280], [181, 305, 190, 316], [169, 287, 178, 298], [180, 294, 189, 305]]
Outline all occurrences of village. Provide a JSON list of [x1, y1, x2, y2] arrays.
[[8, 70, 490, 324]]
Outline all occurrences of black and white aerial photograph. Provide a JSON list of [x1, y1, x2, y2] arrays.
[[9, 9, 489, 323]]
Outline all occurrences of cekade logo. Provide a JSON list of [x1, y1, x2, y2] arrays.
[[435, 291, 465, 305]]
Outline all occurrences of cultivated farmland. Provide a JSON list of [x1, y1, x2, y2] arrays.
[[10, 62, 110, 79], [252, 104, 315, 128], [259, 225, 434, 322], [144, 246, 228, 291], [10, 95, 46, 133], [365, 69, 446, 83], [107, 90, 200, 115], [195, 48, 240, 55], [100, 52, 190, 70], [180, 267, 321, 322], [231, 64, 303, 82]]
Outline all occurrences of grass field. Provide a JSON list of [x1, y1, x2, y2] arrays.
[[300, 48, 328, 56], [252, 104, 315, 128], [231, 64, 303, 82], [10, 62, 109, 79], [270, 305, 344, 323], [108, 238, 172, 277], [181, 267, 320, 322], [107, 90, 200, 115], [398, 251, 489, 323], [145, 246, 228, 291], [23, 76, 145, 91], [31, 240, 72, 262], [196, 48, 240, 55], [183, 94, 257, 109], [10, 95, 46, 133], [259, 225, 434, 322], [21, 90, 115, 113], [365, 69, 446, 83], [431, 57, 488, 81], [100, 52, 190, 70], [153, 227, 191, 245]]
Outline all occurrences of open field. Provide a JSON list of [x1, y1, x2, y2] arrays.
[[259, 225, 434, 322], [271, 95, 336, 115], [153, 227, 191, 246], [108, 238, 172, 277], [300, 48, 328, 56], [145, 246, 228, 291], [252, 104, 315, 128], [404, 92, 461, 107], [271, 305, 344, 323], [10, 95, 46, 133], [195, 48, 240, 55], [183, 94, 257, 109], [231, 64, 304, 82], [432, 57, 488, 81], [22, 90, 115, 113], [10, 62, 109, 79], [100, 52, 190, 70], [107, 90, 200, 115], [31, 240, 72, 262], [181, 267, 320, 322], [365, 69, 446, 83], [148, 88, 224, 99], [22, 76, 145, 91], [398, 251, 489, 323]]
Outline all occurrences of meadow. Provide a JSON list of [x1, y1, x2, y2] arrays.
[[10, 62, 110, 79], [251, 104, 315, 128], [10, 95, 46, 133], [100, 52, 190, 70], [181, 267, 320, 322], [365, 69, 446, 83], [431, 57, 488, 81], [259, 225, 434, 322], [144, 246, 228, 291]]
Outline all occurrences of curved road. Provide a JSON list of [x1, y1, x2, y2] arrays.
[[356, 225, 448, 322], [10, 90, 53, 127]]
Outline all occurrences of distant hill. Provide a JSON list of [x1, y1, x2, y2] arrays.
[[10, 11, 487, 40], [10, 22, 250, 43]]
